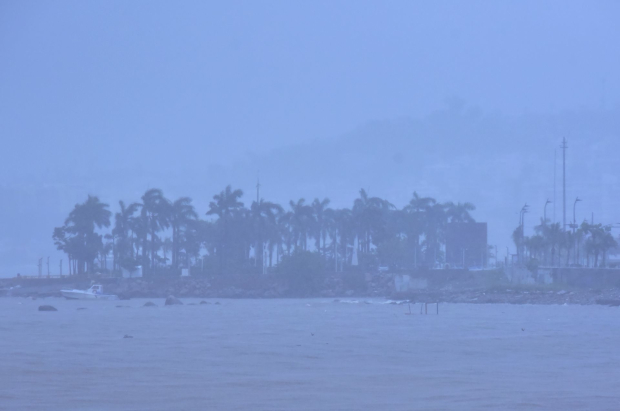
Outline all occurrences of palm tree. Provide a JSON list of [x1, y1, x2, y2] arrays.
[[561, 230, 575, 267], [206, 185, 244, 272], [169, 197, 198, 270], [584, 223, 618, 267], [423, 202, 446, 265], [279, 210, 295, 256], [266, 207, 286, 267], [311, 198, 331, 256], [352, 189, 393, 254], [161, 237, 173, 266], [183, 218, 210, 269], [140, 189, 170, 273], [54, 186, 493, 274], [407, 192, 436, 212], [331, 208, 354, 268], [527, 235, 545, 261], [549, 223, 563, 267], [444, 201, 476, 223], [404, 192, 437, 267], [251, 199, 283, 271], [288, 198, 313, 251], [53, 195, 112, 275], [113, 200, 140, 271], [599, 228, 618, 267], [543, 222, 563, 267]]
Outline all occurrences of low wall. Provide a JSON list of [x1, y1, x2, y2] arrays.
[[542, 267, 620, 288], [393, 269, 506, 292]]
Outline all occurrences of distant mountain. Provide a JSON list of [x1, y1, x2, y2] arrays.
[[235, 106, 620, 251]]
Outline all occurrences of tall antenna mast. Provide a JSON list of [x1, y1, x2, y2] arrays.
[[553, 149, 556, 223], [561, 138, 568, 231]]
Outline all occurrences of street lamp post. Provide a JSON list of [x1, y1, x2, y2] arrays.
[[544, 199, 552, 225], [573, 197, 582, 233], [519, 203, 529, 263], [573, 197, 582, 265], [518, 209, 524, 262]]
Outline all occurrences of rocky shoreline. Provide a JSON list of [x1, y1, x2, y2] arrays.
[[397, 288, 620, 306], [2, 276, 620, 306]]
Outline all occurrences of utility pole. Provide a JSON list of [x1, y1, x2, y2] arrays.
[[60, 259, 63, 277], [561, 138, 568, 231], [38, 258, 42, 278], [46, 257, 50, 277], [519, 204, 529, 263], [553, 148, 558, 224], [255, 171, 261, 269], [573, 197, 582, 265], [573, 197, 581, 233], [522, 206, 526, 262]]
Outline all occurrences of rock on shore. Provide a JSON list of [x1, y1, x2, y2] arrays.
[[164, 295, 183, 306]]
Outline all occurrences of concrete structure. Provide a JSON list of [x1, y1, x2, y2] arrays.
[[445, 222, 488, 268], [121, 266, 143, 278]]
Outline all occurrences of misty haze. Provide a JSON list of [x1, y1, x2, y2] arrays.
[[1, 1, 620, 410]]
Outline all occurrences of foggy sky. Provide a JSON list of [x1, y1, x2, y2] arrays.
[[1, 1, 619, 275]]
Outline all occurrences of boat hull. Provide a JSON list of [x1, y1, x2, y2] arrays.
[[60, 290, 118, 300]]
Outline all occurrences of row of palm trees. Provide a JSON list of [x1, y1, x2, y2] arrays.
[[513, 219, 619, 268], [53, 187, 477, 276]]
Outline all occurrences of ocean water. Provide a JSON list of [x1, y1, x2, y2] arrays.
[[1, 298, 620, 410]]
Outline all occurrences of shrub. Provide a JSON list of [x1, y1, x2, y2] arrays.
[[342, 271, 367, 291], [277, 251, 325, 296]]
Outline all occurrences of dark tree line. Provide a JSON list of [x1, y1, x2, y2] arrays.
[[53, 187, 477, 276], [513, 219, 618, 268]]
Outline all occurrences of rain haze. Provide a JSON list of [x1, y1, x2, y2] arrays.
[[2, 1, 620, 410]]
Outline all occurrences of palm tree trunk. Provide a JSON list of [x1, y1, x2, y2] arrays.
[[595, 252, 599, 267], [142, 232, 148, 269], [150, 231, 155, 270], [172, 225, 177, 270]]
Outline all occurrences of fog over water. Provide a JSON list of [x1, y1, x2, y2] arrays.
[[1, 1, 619, 274]]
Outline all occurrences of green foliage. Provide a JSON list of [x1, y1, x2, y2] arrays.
[[525, 257, 539, 273], [515, 219, 620, 268], [375, 237, 409, 269], [341, 271, 367, 291], [55, 187, 488, 276], [53, 195, 111, 275], [277, 251, 325, 295]]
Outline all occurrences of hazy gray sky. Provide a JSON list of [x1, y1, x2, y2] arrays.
[[1, 1, 619, 275], [1, 1, 618, 170]]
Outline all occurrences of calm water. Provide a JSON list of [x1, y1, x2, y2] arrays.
[[1, 298, 620, 410]]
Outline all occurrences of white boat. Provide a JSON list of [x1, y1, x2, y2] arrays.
[[60, 284, 118, 300]]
